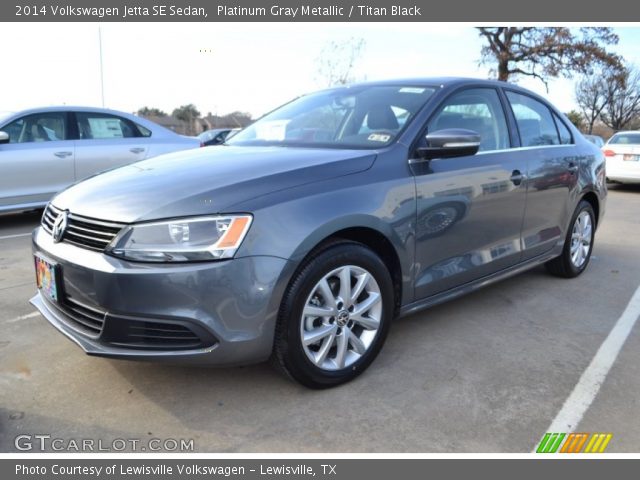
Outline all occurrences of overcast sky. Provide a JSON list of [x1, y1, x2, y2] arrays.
[[1, 23, 639, 118]]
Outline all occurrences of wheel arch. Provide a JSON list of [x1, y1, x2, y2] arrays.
[[580, 190, 600, 228], [289, 217, 410, 317]]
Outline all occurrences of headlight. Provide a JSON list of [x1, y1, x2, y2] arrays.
[[107, 215, 252, 262]]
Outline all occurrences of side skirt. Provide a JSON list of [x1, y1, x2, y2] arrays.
[[399, 248, 562, 318]]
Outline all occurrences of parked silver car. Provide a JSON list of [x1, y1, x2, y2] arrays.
[[0, 106, 201, 214]]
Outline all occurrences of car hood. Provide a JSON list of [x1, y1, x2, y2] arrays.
[[52, 146, 377, 223]]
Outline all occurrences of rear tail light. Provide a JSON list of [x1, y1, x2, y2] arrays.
[[603, 149, 616, 157], [199, 141, 205, 148]]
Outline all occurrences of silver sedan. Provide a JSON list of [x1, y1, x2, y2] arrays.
[[0, 106, 201, 214]]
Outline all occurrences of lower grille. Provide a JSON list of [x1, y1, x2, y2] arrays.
[[42, 204, 126, 252], [128, 321, 202, 348], [105, 316, 210, 350], [45, 295, 106, 337]]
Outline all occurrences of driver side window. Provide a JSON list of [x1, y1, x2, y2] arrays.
[[3, 112, 67, 144], [428, 88, 510, 152]]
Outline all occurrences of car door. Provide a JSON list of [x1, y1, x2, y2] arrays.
[[504, 91, 581, 260], [0, 111, 75, 209], [73, 111, 149, 180], [412, 87, 528, 299]]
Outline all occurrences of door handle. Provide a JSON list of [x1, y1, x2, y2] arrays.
[[54, 151, 72, 158], [130, 147, 145, 154], [568, 163, 579, 174], [510, 170, 526, 186]]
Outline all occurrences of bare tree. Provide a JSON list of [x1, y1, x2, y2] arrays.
[[575, 71, 609, 134], [316, 37, 366, 87], [601, 67, 640, 131], [477, 27, 622, 89]]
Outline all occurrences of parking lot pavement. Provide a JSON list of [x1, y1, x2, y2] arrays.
[[1, 186, 639, 453]]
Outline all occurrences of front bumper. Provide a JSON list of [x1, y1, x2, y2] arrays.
[[30, 227, 293, 366]]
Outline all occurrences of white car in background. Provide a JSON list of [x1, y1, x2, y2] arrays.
[[603, 131, 640, 184], [0, 106, 201, 214]]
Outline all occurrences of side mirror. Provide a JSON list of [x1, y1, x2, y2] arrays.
[[416, 128, 480, 160], [0, 131, 9, 144]]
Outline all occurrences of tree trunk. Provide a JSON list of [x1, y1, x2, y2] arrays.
[[498, 59, 510, 81]]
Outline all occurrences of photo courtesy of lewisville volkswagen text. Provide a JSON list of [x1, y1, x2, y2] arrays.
[[1, 0, 640, 475]]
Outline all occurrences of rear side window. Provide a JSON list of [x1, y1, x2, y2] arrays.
[[136, 123, 152, 137], [506, 92, 560, 147], [428, 88, 510, 151], [553, 113, 573, 145], [76, 112, 143, 140], [3, 112, 67, 143]]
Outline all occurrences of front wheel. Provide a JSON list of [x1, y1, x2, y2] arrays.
[[545, 200, 596, 278], [272, 241, 394, 388]]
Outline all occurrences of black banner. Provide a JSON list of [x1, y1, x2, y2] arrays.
[[3, 0, 640, 22], [3, 459, 640, 480]]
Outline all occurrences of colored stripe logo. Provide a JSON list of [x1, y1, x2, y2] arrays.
[[536, 433, 612, 453]]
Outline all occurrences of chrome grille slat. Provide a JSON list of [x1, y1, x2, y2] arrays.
[[64, 230, 114, 242], [68, 214, 127, 230], [40, 204, 126, 252], [63, 238, 108, 252], [67, 224, 118, 238]]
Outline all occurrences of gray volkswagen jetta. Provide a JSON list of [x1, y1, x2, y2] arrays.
[[31, 78, 606, 388]]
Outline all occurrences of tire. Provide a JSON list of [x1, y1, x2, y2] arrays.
[[272, 241, 394, 389], [545, 200, 596, 278]]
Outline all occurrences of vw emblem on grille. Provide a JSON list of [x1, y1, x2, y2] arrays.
[[52, 210, 69, 243]]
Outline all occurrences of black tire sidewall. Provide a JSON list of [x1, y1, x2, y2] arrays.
[[278, 243, 394, 388]]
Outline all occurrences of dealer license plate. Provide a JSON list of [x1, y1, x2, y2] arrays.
[[35, 255, 59, 302]]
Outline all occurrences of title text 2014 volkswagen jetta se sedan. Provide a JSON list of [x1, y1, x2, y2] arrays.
[[31, 78, 606, 388]]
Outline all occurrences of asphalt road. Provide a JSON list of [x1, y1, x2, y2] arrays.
[[1, 185, 639, 453]]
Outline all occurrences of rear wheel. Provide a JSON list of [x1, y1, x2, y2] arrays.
[[272, 241, 394, 388], [545, 200, 595, 278]]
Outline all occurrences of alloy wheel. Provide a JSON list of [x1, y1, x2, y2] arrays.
[[299, 265, 382, 371], [570, 210, 593, 268]]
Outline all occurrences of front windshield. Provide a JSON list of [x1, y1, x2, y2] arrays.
[[227, 85, 436, 149]]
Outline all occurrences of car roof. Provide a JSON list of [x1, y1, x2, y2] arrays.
[[313, 77, 557, 109], [350, 76, 496, 86], [330, 77, 530, 92], [0, 106, 180, 137], [6, 105, 138, 117]]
